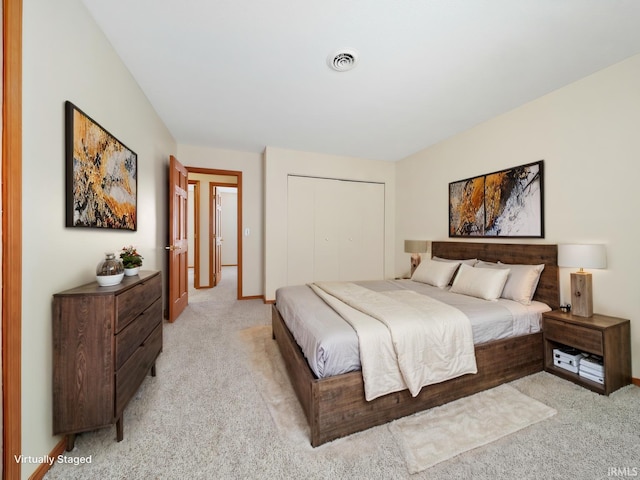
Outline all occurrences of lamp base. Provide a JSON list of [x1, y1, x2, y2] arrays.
[[570, 272, 593, 317], [410, 254, 421, 276]]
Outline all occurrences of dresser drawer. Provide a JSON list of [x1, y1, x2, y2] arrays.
[[115, 298, 162, 370], [115, 324, 162, 416], [544, 318, 603, 355], [116, 273, 162, 333]]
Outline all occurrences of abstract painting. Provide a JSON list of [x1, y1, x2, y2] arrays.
[[449, 161, 544, 238], [65, 101, 137, 230]]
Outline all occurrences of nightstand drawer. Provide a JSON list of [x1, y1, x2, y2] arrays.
[[544, 319, 603, 355]]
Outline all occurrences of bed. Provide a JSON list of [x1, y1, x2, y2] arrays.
[[271, 241, 559, 446]]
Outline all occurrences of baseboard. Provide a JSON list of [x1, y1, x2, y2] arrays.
[[632, 377, 640, 387], [28, 437, 66, 480], [263, 298, 275, 304], [240, 294, 264, 301]]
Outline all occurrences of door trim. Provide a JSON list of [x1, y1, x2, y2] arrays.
[[188, 180, 200, 288], [186, 167, 243, 300], [209, 182, 234, 288], [3, 0, 22, 477]]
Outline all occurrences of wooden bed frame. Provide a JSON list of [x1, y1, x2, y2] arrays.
[[272, 242, 559, 447]]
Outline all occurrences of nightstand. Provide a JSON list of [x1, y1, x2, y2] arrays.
[[542, 310, 631, 395]]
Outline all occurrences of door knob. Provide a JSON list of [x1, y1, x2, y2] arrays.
[[165, 245, 178, 251]]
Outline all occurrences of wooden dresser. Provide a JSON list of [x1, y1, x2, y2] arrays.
[[53, 270, 163, 450]]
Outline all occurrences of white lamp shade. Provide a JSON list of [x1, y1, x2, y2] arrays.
[[404, 240, 429, 254], [557, 244, 607, 270]]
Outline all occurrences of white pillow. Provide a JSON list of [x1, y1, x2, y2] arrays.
[[411, 258, 460, 288], [475, 260, 499, 267], [449, 263, 510, 301], [475, 261, 545, 305], [498, 262, 545, 305], [431, 256, 477, 285], [432, 256, 478, 267]]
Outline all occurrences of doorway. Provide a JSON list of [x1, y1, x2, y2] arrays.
[[186, 167, 243, 300], [217, 187, 238, 269]]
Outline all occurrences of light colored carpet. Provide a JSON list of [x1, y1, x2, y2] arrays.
[[238, 325, 310, 444], [389, 384, 556, 473], [44, 267, 640, 479], [239, 325, 557, 475]]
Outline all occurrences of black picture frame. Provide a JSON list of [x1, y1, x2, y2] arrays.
[[65, 101, 137, 230], [449, 160, 544, 238]]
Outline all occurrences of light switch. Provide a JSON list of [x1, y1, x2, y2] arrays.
[[244, 228, 250, 236]]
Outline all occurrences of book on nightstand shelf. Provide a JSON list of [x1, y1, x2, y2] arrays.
[[580, 363, 605, 377], [553, 347, 587, 370], [554, 357, 579, 374], [579, 354, 605, 384], [580, 354, 604, 373], [579, 369, 605, 385]]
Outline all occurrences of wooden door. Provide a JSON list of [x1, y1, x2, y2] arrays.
[[168, 155, 188, 322], [213, 187, 222, 286]]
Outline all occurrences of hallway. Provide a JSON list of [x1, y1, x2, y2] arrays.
[[188, 265, 238, 304]]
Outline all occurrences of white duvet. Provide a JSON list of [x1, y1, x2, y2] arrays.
[[310, 282, 478, 401]]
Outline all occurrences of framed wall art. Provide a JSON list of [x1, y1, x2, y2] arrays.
[[65, 101, 137, 230], [449, 160, 544, 238]]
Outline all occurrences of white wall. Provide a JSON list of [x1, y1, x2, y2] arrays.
[[188, 185, 195, 267], [177, 145, 263, 297], [396, 54, 640, 377], [22, 0, 176, 478], [220, 190, 238, 265], [264, 146, 396, 301]]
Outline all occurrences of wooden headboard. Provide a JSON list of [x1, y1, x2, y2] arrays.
[[431, 241, 559, 310]]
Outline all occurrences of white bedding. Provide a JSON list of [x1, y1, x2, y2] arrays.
[[311, 282, 477, 400], [275, 279, 550, 380]]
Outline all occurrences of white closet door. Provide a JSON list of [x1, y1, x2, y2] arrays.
[[341, 181, 385, 281], [287, 176, 384, 285], [287, 176, 316, 286], [314, 179, 342, 281]]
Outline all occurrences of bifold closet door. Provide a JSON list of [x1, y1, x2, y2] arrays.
[[287, 176, 384, 285], [287, 176, 315, 285]]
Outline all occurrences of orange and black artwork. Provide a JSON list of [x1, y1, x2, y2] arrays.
[[65, 101, 137, 230], [449, 161, 543, 238]]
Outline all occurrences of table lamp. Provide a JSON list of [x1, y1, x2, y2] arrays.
[[404, 240, 429, 276], [557, 244, 607, 317]]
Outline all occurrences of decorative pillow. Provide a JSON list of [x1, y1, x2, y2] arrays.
[[449, 263, 510, 301], [431, 256, 477, 285], [411, 258, 461, 288], [475, 261, 545, 304], [497, 262, 545, 305]]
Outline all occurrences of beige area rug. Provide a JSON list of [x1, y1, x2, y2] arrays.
[[238, 325, 312, 445], [239, 325, 557, 474], [388, 384, 557, 473]]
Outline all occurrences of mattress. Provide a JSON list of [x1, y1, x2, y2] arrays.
[[275, 279, 551, 379]]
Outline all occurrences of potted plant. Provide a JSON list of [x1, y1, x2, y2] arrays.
[[120, 245, 143, 276]]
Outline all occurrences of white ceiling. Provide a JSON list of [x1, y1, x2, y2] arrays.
[[81, 0, 640, 161]]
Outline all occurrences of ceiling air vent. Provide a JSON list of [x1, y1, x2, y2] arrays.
[[327, 49, 359, 72]]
